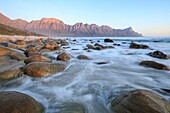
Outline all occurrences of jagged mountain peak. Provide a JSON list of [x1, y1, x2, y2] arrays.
[[0, 12, 142, 37]]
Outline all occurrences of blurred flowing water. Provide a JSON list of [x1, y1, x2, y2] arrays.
[[0, 37, 170, 113]]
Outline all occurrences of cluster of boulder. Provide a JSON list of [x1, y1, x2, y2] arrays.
[[129, 41, 169, 71]]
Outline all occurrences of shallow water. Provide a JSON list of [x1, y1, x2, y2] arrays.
[[1, 37, 170, 113]]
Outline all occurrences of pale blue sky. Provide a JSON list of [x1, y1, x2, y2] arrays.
[[0, 0, 170, 36]]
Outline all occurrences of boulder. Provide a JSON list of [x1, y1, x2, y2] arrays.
[[111, 89, 170, 113], [24, 55, 51, 64], [15, 40, 26, 45], [86, 44, 94, 49], [104, 38, 114, 43], [57, 53, 71, 61], [24, 62, 66, 77], [139, 61, 170, 70], [25, 47, 40, 57], [0, 91, 43, 113], [77, 55, 90, 60], [44, 43, 55, 50], [56, 103, 85, 113], [148, 50, 169, 59], [10, 52, 27, 61], [0, 65, 23, 80], [0, 46, 16, 56], [130, 42, 149, 49]]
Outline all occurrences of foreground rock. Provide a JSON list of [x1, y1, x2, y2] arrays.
[[0, 91, 43, 113], [0, 46, 16, 56], [148, 50, 169, 59], [57, 103, 85, 113], [57, 53, 71, 61], [24, 55, 51, 64], [24, 62, 66, 77], [130, 41, 149, 49], [77, 55, 90, 60], [139, 61, 170, 70], [111, 89, 170, 113]]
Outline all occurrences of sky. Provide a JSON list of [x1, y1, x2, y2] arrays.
[[0, 0, 170, 36]]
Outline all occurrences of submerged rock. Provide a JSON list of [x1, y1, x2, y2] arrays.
[[57, 53, 71, 61], [139, 61, 170, 70], [77, 55, 90, 60], [148, 50, 169, 59], [24, 55, 51, 64], [0, 91, 43, 113], [24, 62, 66, 77], [130, 41, 149, 49], [111, 89, 170, 113], [56, 103, 85, 113], [104, 38, 114, 43]]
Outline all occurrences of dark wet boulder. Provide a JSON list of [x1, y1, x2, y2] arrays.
[[111, 89, 170, 113], [148, 50, 169, 59], [0, 91, 43, 113], [24, 62, 66, 77], [86, 44, 94, 49], [24, 55, 51, 64], [104, 38, 114, 43], [130, 41, 149, 49], [94, 43, 107, 49], [139, 61, 170, 70], [56, 103, 85, 113], [57, 53, 71, 61], [77, 55, 90, 60]]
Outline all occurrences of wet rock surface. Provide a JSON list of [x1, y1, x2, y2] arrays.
[[139, 60, 170, 70], [148, 50, 169, 59], [0, 91, 43, 113], [24, 62, 67, 77], [57, 53, 71, 61], [130, 41, 149, 49], [111, 89, 170, 113]]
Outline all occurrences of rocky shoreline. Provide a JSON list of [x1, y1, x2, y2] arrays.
[[0, 36, 170, 113]]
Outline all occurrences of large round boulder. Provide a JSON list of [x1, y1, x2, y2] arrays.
[[0, 91, 43, 113], [24, 55, 51, 64], [24, 62, 66, 77], [57, 53, 71, 61], [139, 61, 170, 70], [111, 89, 170, 113]]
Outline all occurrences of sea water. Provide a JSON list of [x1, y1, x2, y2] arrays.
[[0, 37, 170, 113]]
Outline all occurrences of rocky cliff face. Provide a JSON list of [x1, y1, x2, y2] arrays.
[[0, 13, 142, 37]]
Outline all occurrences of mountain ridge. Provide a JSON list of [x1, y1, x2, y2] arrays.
[[0, 13, 142, 37]]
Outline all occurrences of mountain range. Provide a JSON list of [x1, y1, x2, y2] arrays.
[[0, 13, 142, 37]]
